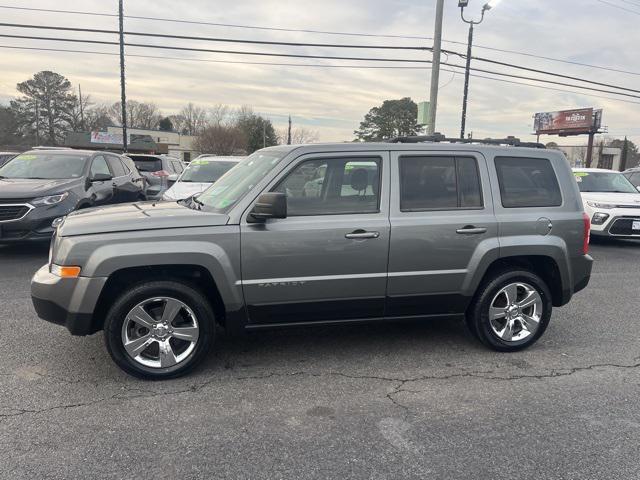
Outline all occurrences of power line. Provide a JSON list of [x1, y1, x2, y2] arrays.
[[0, 22, 429, 51], [3, 32, 640, 100], [1, 4, 639, 77], [449, 51, 640, 94], [2, 22, 640, 96], [595, 0, 640, 14], [3, 44, 640, 108]]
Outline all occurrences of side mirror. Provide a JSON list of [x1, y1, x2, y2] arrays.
[[91, 173, 112, 182], [248, 192, 287, 222]]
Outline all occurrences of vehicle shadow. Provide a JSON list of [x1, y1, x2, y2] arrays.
[[590, 236, 640, 248], [200, 316, 482, 373]]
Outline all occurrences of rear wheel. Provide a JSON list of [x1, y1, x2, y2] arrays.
[[467, 270, 552, 351], [104, 280, 215, 379]]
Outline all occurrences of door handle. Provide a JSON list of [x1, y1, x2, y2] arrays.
[[456, 226, 487, 235], [345, 230, 380, 240]]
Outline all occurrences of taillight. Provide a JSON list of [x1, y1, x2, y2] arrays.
[[582, 212, 591, 255], [152, 170, 170, 177]]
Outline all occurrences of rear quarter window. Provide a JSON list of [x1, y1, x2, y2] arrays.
[[495, 157, 562, 208]]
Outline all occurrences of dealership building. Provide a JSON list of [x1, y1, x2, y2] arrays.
[[64, 127, 200, 162]]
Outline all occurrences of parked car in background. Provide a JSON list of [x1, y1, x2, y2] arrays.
[[0, 152, 17, 167], [162, 156, 243, 201], [0, 149, 144, 243], [623, 167, 640, 190], [32, 141, 592, 379], [127, 154, 184, 200], [574, 168, 640, 238]]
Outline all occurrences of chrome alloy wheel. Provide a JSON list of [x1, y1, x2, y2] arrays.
[[489, 282, 543, 342], [121, 297, 200, 369]]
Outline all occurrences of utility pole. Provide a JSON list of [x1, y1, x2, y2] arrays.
[[118, 0, 128, 153], [427, 0, 445, 135], [585, 132, 595, 168], [78, 84, 85, 131], [34, 100, 39, 146], [620, 136, 629, 172], [287, 115, 292, 145]]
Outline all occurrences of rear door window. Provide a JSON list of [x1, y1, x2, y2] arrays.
[[399, 156, 483, 211], [495, 157, 562, 208]]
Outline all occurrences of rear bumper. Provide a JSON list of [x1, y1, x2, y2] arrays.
[[31, 264, 107, 335], [561, 254, 592, 305]]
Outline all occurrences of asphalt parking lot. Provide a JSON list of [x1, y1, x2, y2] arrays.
[[1, 240, 639, 479]]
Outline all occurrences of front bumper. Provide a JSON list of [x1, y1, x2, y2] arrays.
[[0, 200, 75, 243], [31, 264, 107, 335]]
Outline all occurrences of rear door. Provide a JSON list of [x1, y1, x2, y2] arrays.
[[240, 151, 391, 325], [387, 151, 498, 317]]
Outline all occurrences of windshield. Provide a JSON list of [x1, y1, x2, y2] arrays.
[[0, 152, 89, 179], [574, 171, 638, 193], [196, 151, 285, 212], [180, 160, 237, 183]]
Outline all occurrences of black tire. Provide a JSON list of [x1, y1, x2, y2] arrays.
[[467, 269, 552, 352], [104, 280, 215, 379]]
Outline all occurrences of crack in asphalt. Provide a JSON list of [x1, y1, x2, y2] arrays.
[[1, 360, 639, 423]]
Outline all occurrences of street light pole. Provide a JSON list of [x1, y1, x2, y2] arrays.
[[459, 0, 500, 139]]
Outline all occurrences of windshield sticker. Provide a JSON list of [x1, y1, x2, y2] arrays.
[[17, 154, 37, 160], [190, 160, 209, 166], [574, 172, 589, 177]]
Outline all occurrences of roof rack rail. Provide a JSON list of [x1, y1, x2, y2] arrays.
[[386, 134, 546, 149]]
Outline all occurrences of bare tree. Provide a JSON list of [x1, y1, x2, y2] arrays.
[[84, 104, 112, 131], [68, 93, 94, 131], [277, 126, 319, 145], [209, 104, 231, 127], [179, 103, 208, 135], [108, 100, 162, 130], [194, 125, 247, 155]]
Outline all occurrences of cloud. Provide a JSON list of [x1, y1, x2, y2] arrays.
[[0, 0, 639, 144]]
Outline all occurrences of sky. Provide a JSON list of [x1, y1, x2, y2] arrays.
[[1, 0, 639, 144]]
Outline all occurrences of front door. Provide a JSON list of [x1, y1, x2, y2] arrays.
[[386, 151, 499, 317], [240, 152, 391, 325], [88, 155, 115, 206]]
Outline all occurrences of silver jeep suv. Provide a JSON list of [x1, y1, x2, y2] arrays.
[[31, 140, 593, 379]]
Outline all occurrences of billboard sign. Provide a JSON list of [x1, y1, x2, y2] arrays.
[[90, 131, 123, 144], [534, 108, 601, 135]]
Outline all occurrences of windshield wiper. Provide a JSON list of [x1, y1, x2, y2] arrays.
[[192, 196, 205, 210]]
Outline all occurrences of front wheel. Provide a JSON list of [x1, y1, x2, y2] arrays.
[[467, 270, 552, 351], [104, 280, 215, 379]]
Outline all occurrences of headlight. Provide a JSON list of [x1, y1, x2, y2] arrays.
[[32, 192, 69, 206], [586, 201, 615, 209], [591, 213, 610, 225]]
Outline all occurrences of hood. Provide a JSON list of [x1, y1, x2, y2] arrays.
[[163, 182, 213, 201], [580, 192, 640, 207], [0, 177, 82, 199], [57, 201, 229, 237]]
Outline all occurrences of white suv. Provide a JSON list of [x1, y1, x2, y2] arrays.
[[573, 168, 640, 238]]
